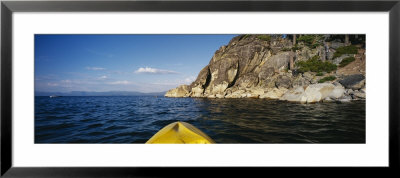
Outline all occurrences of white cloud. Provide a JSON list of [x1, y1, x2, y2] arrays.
[[86, 67, 105, 71], [108, 80, 131, 85], [47, 82, 59, 87], [98, 75, 108, 80], [61, 80, 72, 83], [151, 76, 196, 86], [134, 67, 179, 74], [184, 76, 196, 83]]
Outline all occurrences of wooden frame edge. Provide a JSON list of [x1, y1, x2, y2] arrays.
[[1, 0, 399, 177]]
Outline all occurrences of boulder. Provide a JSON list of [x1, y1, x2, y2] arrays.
[[280, 83, 345, 103], [352, 90, 366, 99], [328, 84, 346, 99], [351, 79, 365, 90], [339, 74, 365, 90], [280, 87, 307, 103], [305, 83, 345, 102], [304, 83, 334, 103], [346, 89, 354, 95]]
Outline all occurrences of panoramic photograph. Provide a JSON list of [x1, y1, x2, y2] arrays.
[[35, 34, 366, 144]]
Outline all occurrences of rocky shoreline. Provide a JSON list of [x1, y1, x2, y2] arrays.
[[165, 34, 366, 103]]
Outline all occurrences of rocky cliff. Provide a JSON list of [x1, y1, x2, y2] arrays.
[[165, 34, 366, 103]]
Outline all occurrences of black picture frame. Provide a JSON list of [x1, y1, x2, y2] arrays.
[[1, 0, 399, 177]]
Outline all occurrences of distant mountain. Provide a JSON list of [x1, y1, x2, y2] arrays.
[[35, 91, 166, 96]]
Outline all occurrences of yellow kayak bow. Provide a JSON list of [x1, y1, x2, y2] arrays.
[[146, 121, 215, 144]]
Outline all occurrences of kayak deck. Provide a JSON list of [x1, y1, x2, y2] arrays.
[[146, 121, 215, 144]]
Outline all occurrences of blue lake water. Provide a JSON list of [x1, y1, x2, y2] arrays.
[[35, 96, 365, 143]]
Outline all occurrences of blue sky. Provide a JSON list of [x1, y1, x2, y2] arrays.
[[35, 34, 237, 93]]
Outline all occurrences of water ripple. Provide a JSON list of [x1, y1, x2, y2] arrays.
[[35, 96, 365, 143]]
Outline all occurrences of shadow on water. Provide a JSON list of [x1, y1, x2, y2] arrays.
[[35, 96, 365, 143]]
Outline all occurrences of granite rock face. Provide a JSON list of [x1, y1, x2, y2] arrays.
[[165, 34, 365, 103]]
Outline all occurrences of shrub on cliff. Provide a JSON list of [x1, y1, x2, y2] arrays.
[[257, 34, 271, 41], [311, 42, 322, 49], [339, 57, 356, 67], [291, 44, 302, 51], [333, 45, 358, 58], [318, 76, 336, 83], [296, 56, 337, 73], [297, 35, 322, 49], [239, 34, 251, 41], [297, 35, 315, 45]]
